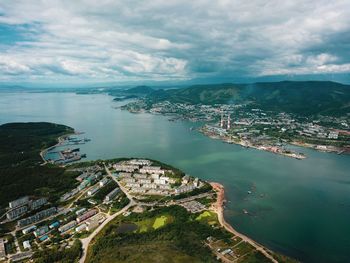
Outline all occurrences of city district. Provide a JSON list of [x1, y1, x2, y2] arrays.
[[0, 158, 284, 263]]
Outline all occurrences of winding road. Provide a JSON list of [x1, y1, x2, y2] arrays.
[[79, 166, 135, 263]]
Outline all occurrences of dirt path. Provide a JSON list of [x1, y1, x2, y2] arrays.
[[210, 182, 278, 263]]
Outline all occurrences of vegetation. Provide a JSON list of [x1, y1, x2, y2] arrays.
[[0, 122, 76, 208], [144, 81, 350, 116], [33, 239, 82, 263], [86, 206, 230, 263]]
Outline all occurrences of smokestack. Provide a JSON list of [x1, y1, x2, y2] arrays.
[[227, 114, 231, 130], [220, 111, 224, 128]]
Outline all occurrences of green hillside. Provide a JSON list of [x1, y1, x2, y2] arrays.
[[0, 122, 76, 210], [146, 81, 350, 116]]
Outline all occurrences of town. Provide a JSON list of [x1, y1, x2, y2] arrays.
[[123, 100, 350, 158], [0, 159, 215, 262]]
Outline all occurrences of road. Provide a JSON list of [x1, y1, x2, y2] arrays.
[[210, 182, 278, 263], [79, 166, 135, 263], [79, 202, 133, 263]]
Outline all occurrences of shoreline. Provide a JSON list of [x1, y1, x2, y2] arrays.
[[210, 182, 278, 263], [39, 132, 76, 165], [200, 128, 306, 160]]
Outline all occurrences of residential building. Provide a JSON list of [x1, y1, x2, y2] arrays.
[[99, 177, 110, 187], [113, 164, 139, 172], [76, 209, 98, 223], [87, 186, 99, 196], [75, 223, 87, 232], [34, 225, 49, 237], [0, 238, 6, 260], [104, 188, 120, 202], [22, 225, 37, 235], [18, 207, 57, 227], [6, 206, 28, 220], [128, 159, 152, 166], [23, 240, 31, 250], [30, 198, 47, 210], [9, 196, 29, 209], [58, 221, 77, 233], [139, 166, 165, 175]]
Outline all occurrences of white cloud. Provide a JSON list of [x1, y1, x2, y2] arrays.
[[0, 0, 350, 83]]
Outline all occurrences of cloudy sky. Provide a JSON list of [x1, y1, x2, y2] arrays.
[[0, 0, 350, 85]]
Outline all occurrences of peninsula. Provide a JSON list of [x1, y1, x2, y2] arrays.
[[0, 122, 296, 263], [120, 81, 350, 159]]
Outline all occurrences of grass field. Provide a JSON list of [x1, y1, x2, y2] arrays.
[[153, 215, 168, 229], [135, 214, 172, 233], [195, 211, 218, 225]]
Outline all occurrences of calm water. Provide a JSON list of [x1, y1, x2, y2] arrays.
[[0, 92, 349, 263]]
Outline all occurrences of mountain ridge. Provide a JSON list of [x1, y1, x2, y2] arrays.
[[145, 81, 350, 116]]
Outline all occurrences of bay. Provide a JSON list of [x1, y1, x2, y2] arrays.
[[0, 92, 349, 263]]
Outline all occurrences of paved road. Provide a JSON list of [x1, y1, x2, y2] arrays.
[[79, 166, 135, 263], [79, 202, 133, 263]]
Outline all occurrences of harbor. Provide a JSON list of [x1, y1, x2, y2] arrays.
[[43, 134, 90, 165]]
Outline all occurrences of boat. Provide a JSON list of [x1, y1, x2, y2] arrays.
[[243, 209, 248, 214], [247, 191, 252, 194]]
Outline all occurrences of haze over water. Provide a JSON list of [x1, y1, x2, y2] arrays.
[[0, 92, 349, 263]]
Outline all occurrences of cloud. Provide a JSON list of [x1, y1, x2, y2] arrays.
[[0, 0, 350, 83]]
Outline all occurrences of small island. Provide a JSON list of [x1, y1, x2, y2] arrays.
[[0, 122, 296, 263]]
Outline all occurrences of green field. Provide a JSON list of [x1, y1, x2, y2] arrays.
[[152, 215, 168, 229], [195, 211, 218, 225], [135, 214, 172, 233], [86, 206, 231, 263]]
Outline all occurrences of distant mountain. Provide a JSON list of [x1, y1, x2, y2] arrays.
[[124, 85, 154, 95], [146, 81, 350, 116]]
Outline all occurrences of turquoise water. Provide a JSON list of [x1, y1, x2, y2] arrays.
[[0, 92, 349, 263]]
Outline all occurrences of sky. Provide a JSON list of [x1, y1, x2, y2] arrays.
[[0, 0, 350, 86]]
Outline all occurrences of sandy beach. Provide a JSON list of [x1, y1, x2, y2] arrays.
[[210, 182, 278, 263]]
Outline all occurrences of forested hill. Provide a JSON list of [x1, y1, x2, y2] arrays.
[[0, 122, 75, 210], [146, 81, 350, 116]]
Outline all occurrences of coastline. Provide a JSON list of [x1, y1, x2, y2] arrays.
[[210, 182, 279, 263], [200, 128, 306, 160], [39, 132, 75, 165]]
